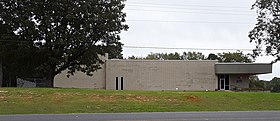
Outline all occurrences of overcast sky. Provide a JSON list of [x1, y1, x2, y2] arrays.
[[119, 0, 279, 80]]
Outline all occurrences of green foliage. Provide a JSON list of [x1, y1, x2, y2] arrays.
[[128, 51, 252, 63], [270, 77, 280, 92], [128, 51, 206, 60], [145, 52, 182, 60], [183, 51, 206, 60], [217, 51, 252, 63], [0, 0, 128, 87], [0, 22, 41, 86], [128, 55, 143, 60], [207, 53, 219, 60], [249, 75, 270, 90], [249, 0, 280, 63]]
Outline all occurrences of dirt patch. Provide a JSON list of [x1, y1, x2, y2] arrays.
[[0, 96, 6, 100], [125, 95, 155, 102], [88, 94, 117, 102], [186, 95, 202, 102], [166, 98, 178, 103], [0, 91, 8, 93], [23, 96, 33, 101], [88, 94, 158, 103]]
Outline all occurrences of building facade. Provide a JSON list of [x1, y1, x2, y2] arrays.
[[54, 59, 272, 91]]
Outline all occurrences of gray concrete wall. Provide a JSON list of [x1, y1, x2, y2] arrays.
[[54, 54, 108, 89], [105, 60, 218, 91], [54, 64, 106, 89], [229, 74, 250, 89]]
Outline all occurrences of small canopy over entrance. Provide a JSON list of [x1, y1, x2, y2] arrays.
[[215, 63, 272, 90], [215, 63, 272, 75]]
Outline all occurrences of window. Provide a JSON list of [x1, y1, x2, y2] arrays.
[[116, 77, 124, 90], [236, 76, 242, 83], [121, 77, 123, 90], [116, 77, 118, 90]]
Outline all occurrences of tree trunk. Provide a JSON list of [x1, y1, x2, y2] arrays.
[[0, 60, 3, 87], [45, 76, 54, 87], [44, 72, 55, 87]]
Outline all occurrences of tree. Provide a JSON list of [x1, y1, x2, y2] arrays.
[[0, 0, 128, 87], [183, 51, 205, 60], [0, 23, 40, 87], [128, 51, 206, 60], [144, 52, 181, 60], [207, 53, 219, 60], [249, 75, 270, 90], [249, 0, 280, 63], [145, 53, 162, 60], [0, 60, 2, 87], [104, 42, 124, 59], [271, 77, 280, 92], [217, 51, 252, 63]]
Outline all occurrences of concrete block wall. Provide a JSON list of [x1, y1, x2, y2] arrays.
[[54, 54, 108, 89], [54, 64, 106, 89], [229, 74, 250, 89], [105, 60, 218, 91]]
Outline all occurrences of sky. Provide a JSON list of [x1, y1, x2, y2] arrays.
[[119, 0, 280, 80]]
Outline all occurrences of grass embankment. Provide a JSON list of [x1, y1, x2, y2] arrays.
[[0, 88, 280, 114]]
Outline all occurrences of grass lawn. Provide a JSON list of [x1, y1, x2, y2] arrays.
[[0, 88, 280, 114]]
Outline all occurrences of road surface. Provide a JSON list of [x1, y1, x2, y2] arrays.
[[1, 111, 280, 121]]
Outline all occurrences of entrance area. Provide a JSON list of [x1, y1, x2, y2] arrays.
[[218, 74, 230, 90], [115, 77, 124, 90]]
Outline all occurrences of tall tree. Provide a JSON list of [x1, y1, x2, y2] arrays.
[[0, 0, 128, 87], [249, 0, 280, 63]]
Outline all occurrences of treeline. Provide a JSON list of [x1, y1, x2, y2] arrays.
[[128, 51, 252, 63], [250, 76, 280, 92]]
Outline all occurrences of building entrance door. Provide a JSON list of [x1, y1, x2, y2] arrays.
[[218, 75, 230, 90], [115, 77, 124, 90]]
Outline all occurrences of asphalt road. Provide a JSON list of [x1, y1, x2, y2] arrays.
[[1, 111, 280, 121]]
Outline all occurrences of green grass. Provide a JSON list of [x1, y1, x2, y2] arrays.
[[0, 88, 280, 114]]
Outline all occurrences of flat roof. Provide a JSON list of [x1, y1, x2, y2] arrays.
[[107, 59, 218, 62], [215, 63, 272, 65], [215, 63, 272, 74]]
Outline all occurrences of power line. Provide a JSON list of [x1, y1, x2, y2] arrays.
[[0, 40, 254, 51], [127, 20, 254, 24], [128, 2, 249, 9], [126, 9, 253, 16], [127, 4, 252, 13], [123, 46, 253, 51]]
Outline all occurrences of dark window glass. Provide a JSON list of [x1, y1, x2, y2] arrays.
[[121, 77, 123, 90], [116, 77, 118, 90]]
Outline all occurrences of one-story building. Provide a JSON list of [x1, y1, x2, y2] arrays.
[[54, 56, 272, 91]]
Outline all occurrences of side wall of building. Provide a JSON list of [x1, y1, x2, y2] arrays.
[[105, 60, 218, 91], [229, 74, 250, 89], [54, 64, 106, 89]]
